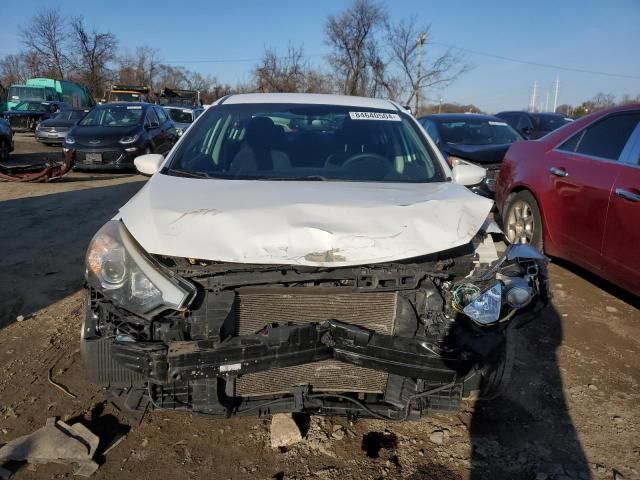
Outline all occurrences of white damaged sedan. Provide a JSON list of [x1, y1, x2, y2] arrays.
[[82, 93, 548, 421]]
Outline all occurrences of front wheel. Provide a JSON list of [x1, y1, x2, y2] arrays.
[[0, 139, 9, 162], [478, 327, 515, 400], [503, 190, 543, 251]]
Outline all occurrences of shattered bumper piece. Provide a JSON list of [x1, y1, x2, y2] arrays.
[[0, 417, 99, 477]]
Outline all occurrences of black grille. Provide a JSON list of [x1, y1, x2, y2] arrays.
[[75, 149, 125, 165], [9, 117, 29, 129], [234, 288, 398, 396], [43, 126, 68, 133]]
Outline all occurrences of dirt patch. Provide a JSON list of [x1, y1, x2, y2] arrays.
[[0, 137, 638, 479]]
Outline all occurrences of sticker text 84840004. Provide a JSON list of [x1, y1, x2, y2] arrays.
[[349, 111, 401, 121]]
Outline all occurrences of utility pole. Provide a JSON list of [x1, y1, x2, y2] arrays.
[[415, 31, 427, 114], [438, 97, 443, 114], [529, 80, 538, 112], [545, 91, 550, 112], [553, 76, 559, 112]]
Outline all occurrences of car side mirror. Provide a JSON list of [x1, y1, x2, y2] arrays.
[[451, 163, 486, 186], [134, 153, 164, 176]]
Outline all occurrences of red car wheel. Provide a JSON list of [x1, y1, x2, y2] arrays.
[[503, 190, 543, 251]]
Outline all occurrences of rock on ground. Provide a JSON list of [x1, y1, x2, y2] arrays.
[[270, 414, 303, 449]]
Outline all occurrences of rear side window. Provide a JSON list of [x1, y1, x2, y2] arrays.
[[420, 119, 440, 145], [558, 113, 640, 160], [516, 115, 533, 131], [146, 108, 159, 127]]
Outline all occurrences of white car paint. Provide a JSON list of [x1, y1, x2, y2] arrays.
[[119, 174, 492, 267], [120, 93, 493, 267], [221, 92, 400, 110]]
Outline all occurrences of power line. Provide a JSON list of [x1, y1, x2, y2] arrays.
[[163, 53, 325, 64], [429, 42, 640, 80]]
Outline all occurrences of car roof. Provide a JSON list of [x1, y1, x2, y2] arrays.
[[100, 102, 150, 108], [418, 113, 504, 122], [163, 105, 201, 110], [221, 93, 401, 111], [529, 112, 567, 118], [495, 111, 529, 115]]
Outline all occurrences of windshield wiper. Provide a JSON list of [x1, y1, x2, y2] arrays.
[[167, 168, 210, 179], [262, 175, 329, 181]]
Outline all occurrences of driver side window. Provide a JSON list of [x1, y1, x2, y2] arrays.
[[146, 109, 159, 128]]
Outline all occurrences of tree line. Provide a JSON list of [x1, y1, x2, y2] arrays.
[[556, 92, 640, 117], [0, 0, 469, 107]]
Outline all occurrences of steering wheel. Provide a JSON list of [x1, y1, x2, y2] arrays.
[[341, 152, 390, 170]]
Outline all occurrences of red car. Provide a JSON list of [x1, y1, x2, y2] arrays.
[[496, 104, 640, 296]]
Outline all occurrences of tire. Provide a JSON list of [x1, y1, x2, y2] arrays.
[[0, 139, 8, 162], [503, 190, 544, 251], [478, 327, 515, 400]]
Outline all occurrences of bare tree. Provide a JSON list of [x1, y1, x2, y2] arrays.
[[591, 92, 616, 110], [386, 19, 471, 110], [116, 46, 161, 88], [254, 44, 306, 92], [325, 0, 389, 97], [0, 54, 29, 86], [155, 64, 189, 90], [253, 44, 331, 93], [20, 8, 69, 79], [618, 93, 640, 105], [69, 16, 118, 98]]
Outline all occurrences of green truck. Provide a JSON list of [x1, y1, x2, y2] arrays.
[[4, 78, 95, 111]]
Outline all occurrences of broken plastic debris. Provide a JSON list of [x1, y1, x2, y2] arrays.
[[0, 417, 99, 477]]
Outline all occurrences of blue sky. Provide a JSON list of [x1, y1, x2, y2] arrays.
[[1, 0, 638, 112]]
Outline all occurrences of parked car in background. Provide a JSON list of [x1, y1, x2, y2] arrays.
[[495, 111, 573, 139], [0, 118, 14, 161], [81, 93, 549, 421], [35, 108, 89, 146], [496, 103, 640, 296], [162, 105, 204, 137], [418, 113, 524, 197], [65, 102, 176, 170], [2, 100, 69, 133]]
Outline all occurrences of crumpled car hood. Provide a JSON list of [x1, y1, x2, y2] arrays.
[[119, 174, 493, 267]]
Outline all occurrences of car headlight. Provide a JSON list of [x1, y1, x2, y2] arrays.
[[86, 220, 195, 317], [463, 282, 503, 325], [176, 128, 184, 137], [451, 243, 544, 326], [65, 135, 75, 144], [119, 134, 140, 144]]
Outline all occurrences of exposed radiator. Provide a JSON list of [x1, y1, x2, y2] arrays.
[[234, 287, 398, 396]]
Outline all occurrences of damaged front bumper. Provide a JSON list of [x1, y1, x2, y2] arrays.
[[81, 238, 549, 421]]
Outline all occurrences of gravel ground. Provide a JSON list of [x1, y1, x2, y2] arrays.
[[0, 136, 638, 480]]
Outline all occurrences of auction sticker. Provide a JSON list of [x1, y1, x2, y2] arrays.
[[488, 121, 508, 126], [349, 111, 401, 121]]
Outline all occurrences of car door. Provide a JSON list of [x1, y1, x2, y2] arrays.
[[145, 107, 163, 152], [515, 114, 535, 138], [154, 106, 175, 152], [601, 120, 640, 293], [544, 112, 640, 271]]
